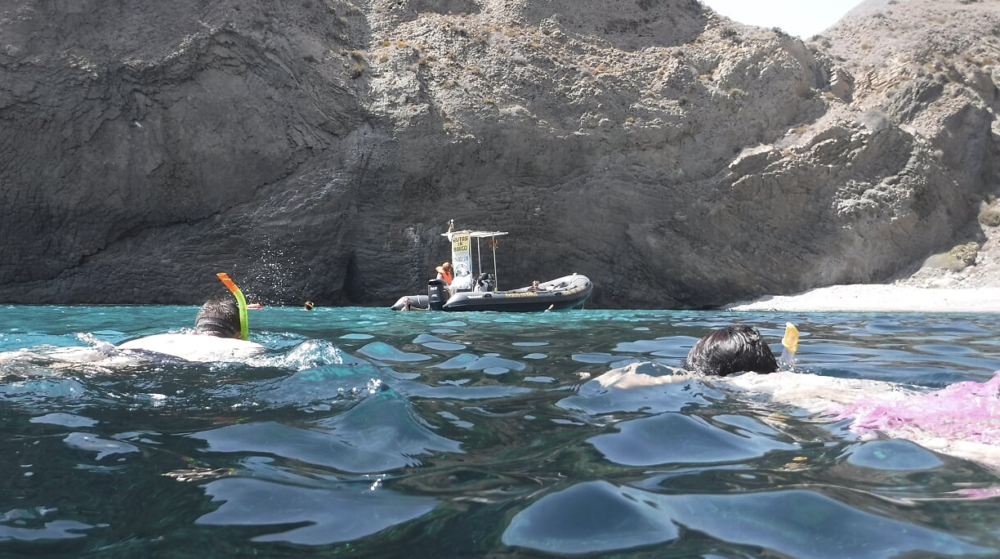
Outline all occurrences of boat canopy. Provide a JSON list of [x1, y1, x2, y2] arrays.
[[442, 228, 509, 291], [442, 230, 509, 239]]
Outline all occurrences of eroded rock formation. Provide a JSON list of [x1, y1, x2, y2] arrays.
[[1, 0, 997, 307]]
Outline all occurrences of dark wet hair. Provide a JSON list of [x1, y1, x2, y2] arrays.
[[194, 296, 241, 338], [684, 325, 778, 377]]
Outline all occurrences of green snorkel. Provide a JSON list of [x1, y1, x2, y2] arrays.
[[216, 272, 249, 340]]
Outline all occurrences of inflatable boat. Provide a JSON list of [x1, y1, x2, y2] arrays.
[[390, 224, 593, 312], [391, 273, 593, 312]]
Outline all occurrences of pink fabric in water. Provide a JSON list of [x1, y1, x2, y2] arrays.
[[836, 371, 1000, 445]]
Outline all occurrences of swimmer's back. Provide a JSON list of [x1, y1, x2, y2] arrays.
[[118, 333, 266, 362]]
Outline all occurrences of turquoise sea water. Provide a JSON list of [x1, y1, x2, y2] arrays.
[[1, 305, 1000, 558]]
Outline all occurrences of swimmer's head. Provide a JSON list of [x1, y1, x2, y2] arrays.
[[684, 324, 778, 377], [304, 301, 315, 311], [194, 296, 242, 338]]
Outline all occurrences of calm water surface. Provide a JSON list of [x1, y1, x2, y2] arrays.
[[1, 305, 1000, 558]]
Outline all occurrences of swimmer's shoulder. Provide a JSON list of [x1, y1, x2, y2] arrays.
[[118, 333, 266, 362]]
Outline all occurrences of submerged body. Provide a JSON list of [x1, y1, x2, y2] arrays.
[[118, 333, 265, 362], [594, 363, 1000, 472]]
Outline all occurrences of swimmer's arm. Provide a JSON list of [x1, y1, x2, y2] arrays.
[[594, 368, 690, 389]]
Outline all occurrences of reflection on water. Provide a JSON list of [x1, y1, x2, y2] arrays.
[[504, 482, 993, 557], [1, 306, 999, 557]]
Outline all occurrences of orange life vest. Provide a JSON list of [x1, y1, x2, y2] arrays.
[[436, 267, 453, 285]]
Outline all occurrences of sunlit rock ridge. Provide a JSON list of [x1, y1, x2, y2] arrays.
[[1, 0, 997, 307]]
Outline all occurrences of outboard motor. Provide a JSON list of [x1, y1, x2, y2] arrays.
[[427, 279, 448, 310]]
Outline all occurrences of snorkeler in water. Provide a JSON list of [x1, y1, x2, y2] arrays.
[[116, 273, 265, 361], [683, 325, 779, 376], [189, 296, 244, 338], [3, 286, 267, 366], [590, 322, 1000, 472]]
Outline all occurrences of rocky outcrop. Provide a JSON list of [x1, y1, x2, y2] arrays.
[[0, 0, 997, 307]]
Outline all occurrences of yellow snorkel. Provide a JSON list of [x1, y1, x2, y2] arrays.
[[216, 272, 249, 340], [779, 322, 799, 370]]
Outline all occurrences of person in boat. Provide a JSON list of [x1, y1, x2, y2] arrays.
[[683, 324, 778, 376], [117, 295, 266, 361], [530, 280, 548, 292], [474, 273, 494, 292], [436, 262, 454, 285]]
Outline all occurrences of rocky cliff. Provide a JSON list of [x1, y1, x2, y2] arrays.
[[1, 0, 997, 307]]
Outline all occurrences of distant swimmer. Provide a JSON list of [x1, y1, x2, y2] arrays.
[[304, 301, 315, 311]]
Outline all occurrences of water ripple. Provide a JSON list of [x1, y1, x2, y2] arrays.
[[504, 481, 995, 557]]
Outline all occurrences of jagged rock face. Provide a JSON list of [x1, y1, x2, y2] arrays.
[[0, 0, 996, 307], [1, 0, 367, 303]]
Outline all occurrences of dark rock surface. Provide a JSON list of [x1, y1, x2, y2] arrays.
[[1, 0, 997, 308]]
